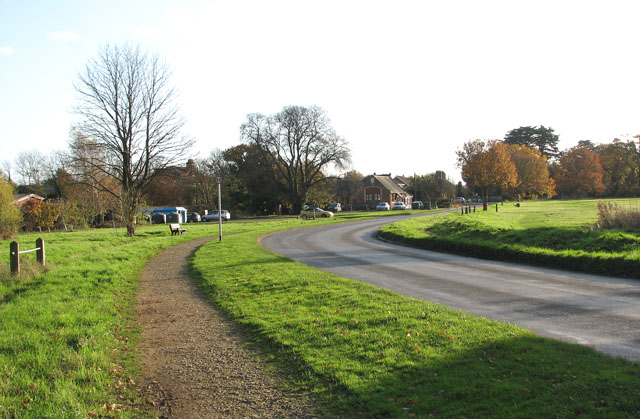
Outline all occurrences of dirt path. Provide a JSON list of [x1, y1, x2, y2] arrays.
[[136, 237, 318, 418]]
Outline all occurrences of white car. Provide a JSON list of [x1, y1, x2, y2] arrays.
[[376, 202, 390, 211], [202, 210, 231, 221], [392, 202, 406, 210]]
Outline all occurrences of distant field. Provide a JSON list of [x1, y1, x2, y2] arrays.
[[380, 199, 640, 278]]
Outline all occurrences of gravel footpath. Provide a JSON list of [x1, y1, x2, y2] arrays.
[[135, 237, 319, 418]]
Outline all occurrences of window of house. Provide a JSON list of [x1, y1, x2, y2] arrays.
[[375, 193, 381, 201], [366, 193, 372, 201]]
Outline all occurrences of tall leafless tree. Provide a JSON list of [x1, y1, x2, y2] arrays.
[[1, 160, 12, 182], [14, 150, 46, 191], [71, 43, 193, 236], [241, 105, 350, 213]]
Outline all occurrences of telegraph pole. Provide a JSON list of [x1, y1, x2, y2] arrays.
[[215, 176, 223, 241]]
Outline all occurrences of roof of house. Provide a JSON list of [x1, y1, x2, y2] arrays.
[[12, 193, 45, 204], [366, 174, 407, 195], [394, 175, 411, 186]]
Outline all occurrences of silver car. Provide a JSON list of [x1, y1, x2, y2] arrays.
[[202, 210, 231, 221]]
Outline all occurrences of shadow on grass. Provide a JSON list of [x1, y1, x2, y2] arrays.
[[337, 334, 640, 418], [0, 261, 48, 305], [186, 255, 640, 418], [185, 255, 348, 417]]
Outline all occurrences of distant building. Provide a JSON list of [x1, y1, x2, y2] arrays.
[[12, 193, 45, 210], [352, 173, 412, 209], [393, 175, 412, 190]]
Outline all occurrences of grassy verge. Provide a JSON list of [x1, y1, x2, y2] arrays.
[[0, 212, 389, 417], [380, 199, 640, 278], [191, 220, 640, 417], [0, 221, 266, 418]]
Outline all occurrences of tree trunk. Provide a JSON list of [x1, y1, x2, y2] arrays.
[[122, 188, 138, 237]]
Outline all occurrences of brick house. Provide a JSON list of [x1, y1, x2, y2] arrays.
[[353, 174, 412, 209], [12, 193, 45, 210]]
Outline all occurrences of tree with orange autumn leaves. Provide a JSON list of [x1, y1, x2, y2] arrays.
[[456, 140, 518, 202], [457, 140, 557, 200], [553, 146, 605, 197], [505, 144, 556, 200]]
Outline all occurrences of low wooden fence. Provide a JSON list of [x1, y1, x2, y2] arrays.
[[9, 238, 45, 275]]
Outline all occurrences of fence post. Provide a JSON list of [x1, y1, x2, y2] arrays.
[[10, 241, 19, 275], [495, 203, 498, 212], [36, 238, 45, 266]]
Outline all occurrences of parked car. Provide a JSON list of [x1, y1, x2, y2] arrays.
[[187, 212, 201, 223], [300, 208, 334, 220], [411, 201, 424, 210], [392, 202, 406, 210], [376, 202, 390, 211], [327, 203, 342, 212], [452, 197, 465, 204], [202, 210, 231, 221]]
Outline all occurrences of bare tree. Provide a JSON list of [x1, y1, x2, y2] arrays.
[[1, 160, 12, 182], [241, 105, 350, 213], [71, 43, 193, 236], [14, 150, 46, 191]]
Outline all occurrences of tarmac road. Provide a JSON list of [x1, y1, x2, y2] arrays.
[[261, 213, 640, 361]]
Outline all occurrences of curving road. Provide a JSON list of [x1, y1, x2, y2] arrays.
[[261, 213, 640, 361]]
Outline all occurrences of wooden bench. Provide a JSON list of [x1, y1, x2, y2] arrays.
[[169, 223, 186, 235]]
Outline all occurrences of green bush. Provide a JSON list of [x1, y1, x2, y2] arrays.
[[0, 179, 22, 239]]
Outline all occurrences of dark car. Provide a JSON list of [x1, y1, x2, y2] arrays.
[[187, 212, 201, 223]]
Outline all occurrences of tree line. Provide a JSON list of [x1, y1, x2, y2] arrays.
[[2, 43, 640, 238], [0, 44, 350, 237], [456, 125, 640, 201]]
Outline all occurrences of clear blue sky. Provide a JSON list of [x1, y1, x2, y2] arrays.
[[2, 0, 640, 183]]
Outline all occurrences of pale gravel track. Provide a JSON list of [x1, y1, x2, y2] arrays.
[[135, 237, 318, 418]]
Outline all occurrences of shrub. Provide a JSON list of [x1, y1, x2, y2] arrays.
[[596, 200, 640, 230], [0, 179, 23, 239]]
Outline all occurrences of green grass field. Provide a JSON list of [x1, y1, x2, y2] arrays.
[[0, 222, 264, 418], [191, 213, 640, 417], [380, 199, 640, 278], [0, 212, 387, 417], [0, 203, 639, 417]]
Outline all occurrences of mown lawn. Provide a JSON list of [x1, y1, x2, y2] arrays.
[[0, 212, 386, 417], [0, 221, 265, 418], [191, 213, 640, 418], [380, 199, 640, 278], [1, 203, 639, 417]]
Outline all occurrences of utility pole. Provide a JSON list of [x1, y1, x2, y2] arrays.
[[215, 176, 223, 241]]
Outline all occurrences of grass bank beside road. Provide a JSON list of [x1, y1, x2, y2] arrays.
[[380, 199, 640, 278], [192, 218, 640, 418]]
